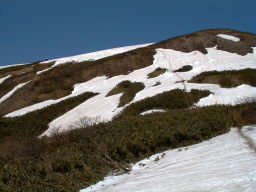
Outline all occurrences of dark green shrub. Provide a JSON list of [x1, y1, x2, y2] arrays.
[[107, 80, 145, 107], [147, 68, 167, 78], [174, 65, 193, 72], [118, 89, 210, 118]]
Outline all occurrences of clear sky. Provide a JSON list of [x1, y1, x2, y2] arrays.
[[0, 0, 255, 66]]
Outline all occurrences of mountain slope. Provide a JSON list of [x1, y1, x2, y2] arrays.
[[0, 29, 255, 192]]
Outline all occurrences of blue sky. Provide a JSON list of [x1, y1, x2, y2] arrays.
[[0, 0, 255, 66]]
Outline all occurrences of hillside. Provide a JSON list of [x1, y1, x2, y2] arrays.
[[0, 29, 255, 191], [81, 126, 256, 192]]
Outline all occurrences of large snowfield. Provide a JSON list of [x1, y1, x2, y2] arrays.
[[3, 43, 256, 137], [80, 126, 256, 192]]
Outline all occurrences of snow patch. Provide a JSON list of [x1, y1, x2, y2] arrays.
[[195, 84, 256, 107], [36, 68, 51, 75], [140, 109, 165, 115], [0, 75, 11, 84], [217, 34, 240, 42], [41, 94, 123, 136]]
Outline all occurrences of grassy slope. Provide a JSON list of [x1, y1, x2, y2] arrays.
[[1, 29, 255, 115]]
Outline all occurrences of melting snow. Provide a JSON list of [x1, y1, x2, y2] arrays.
[[217, 34, 240, 42], [0, 81, 30, 104], [36, 68, 52, 75], [80, 127, 256, 192], [140, 109, 165, 115], [0, 75, 11, 84]]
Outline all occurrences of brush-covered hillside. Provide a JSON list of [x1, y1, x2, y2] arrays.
[[0, 29, 256, 192]]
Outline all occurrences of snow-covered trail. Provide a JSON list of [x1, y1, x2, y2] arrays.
[[81, 126, 256, 192]]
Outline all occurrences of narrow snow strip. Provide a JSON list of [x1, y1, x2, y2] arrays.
[[36, 68, 51, 75], [5, 94, 72, 117], [0, 81, 30, 103], [81, 127, 256, 192], [140, 109, 165, 115], [42, 43, 153, 67], [0, 75, 11, 84], [0, 63, 30, 70], [217, 34, 240, 42]]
